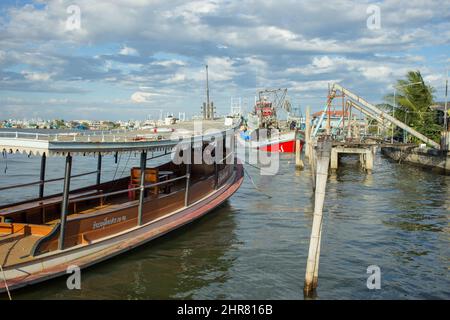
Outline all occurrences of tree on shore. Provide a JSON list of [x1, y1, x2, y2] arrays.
[[385, 70, 441, 142]]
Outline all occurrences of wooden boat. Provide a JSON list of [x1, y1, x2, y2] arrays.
[[0, 128, 243, 293]]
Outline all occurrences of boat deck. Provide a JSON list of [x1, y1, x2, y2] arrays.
[[0, 233, 42, 267], [0, 176, 188, 267]]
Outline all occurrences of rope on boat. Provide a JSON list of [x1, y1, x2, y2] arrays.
[[104, 151, 131, 201], [118, 151, 132, 179], [0, 264, 12, 300], [111, 152, 123, 181]]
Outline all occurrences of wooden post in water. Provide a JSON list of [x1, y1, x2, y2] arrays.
[[304, 138, 331, 297], [305, 106, 311, 159], [364, 148, 374, 172], [310, 145, 315, 189], [295, 130, 304, 170]]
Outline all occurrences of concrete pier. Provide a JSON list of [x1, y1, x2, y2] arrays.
[[330, 144, 376, 172]]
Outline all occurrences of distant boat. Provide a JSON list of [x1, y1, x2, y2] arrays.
[[153, 127, 174, 133], [75, 124, 89, 130], [238, 89, 304, 153]]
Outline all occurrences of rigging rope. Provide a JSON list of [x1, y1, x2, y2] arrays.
[[118, 151, 132, 179], [111, 152, 122, 181]]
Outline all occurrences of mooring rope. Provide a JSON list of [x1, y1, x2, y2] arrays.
[[0, 264, 12, 300], [242, 159, 277, 175], [242, 166, 272, 199]]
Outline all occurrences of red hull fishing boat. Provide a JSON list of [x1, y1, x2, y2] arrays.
[[238, 131, 301, 153], [0, 127, 243, 294], [238, 89, 304, 153]]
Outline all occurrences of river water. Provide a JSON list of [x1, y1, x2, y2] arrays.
[[0, 149, 448, 299]]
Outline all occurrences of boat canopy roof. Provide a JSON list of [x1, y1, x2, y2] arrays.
[[0, 127, 236, 157]]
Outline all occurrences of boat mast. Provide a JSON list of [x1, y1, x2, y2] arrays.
[[206, 64, 210, 119]]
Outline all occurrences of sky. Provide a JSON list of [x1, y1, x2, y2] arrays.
[[0, 0, 449, 121]]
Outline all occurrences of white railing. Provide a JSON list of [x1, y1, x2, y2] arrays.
[[0, 129, 155, 143]]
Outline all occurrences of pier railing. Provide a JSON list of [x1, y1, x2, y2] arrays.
[[0, 129, 160, 143]]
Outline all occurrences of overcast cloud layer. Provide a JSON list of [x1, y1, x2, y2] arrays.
[[0, 0, 449, 120]]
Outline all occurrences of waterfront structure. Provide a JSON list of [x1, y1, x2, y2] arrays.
[[303, 82, 449, 297]]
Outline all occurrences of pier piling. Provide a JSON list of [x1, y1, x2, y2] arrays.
[[295, 130, 304, 170], [330, 148, 338, 171], [304, 138, 331, 297], [305, 106, 311, 159]]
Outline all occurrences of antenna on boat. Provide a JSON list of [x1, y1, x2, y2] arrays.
[[206, 64, 210, 117]]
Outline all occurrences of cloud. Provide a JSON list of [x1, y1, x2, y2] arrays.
[[21, 71, 52, 81], [152, 59, 187, 67], [119, 46, 139, 56], [162, 73, 186, 84], [359, 66, 393, 81], [312, 56, 334, 69], [0, 0, 449, 119], [131, 91, 160, 103]]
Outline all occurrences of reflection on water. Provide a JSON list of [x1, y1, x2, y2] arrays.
[[0, 151, 449, 299]]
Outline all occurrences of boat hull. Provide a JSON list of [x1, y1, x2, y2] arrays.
[[0, 163, 244, 293], [237, 131, 303, 153], [259, 139, 296, 153]]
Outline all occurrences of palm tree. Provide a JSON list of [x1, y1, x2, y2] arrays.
[[385, 70, 441, 142]]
